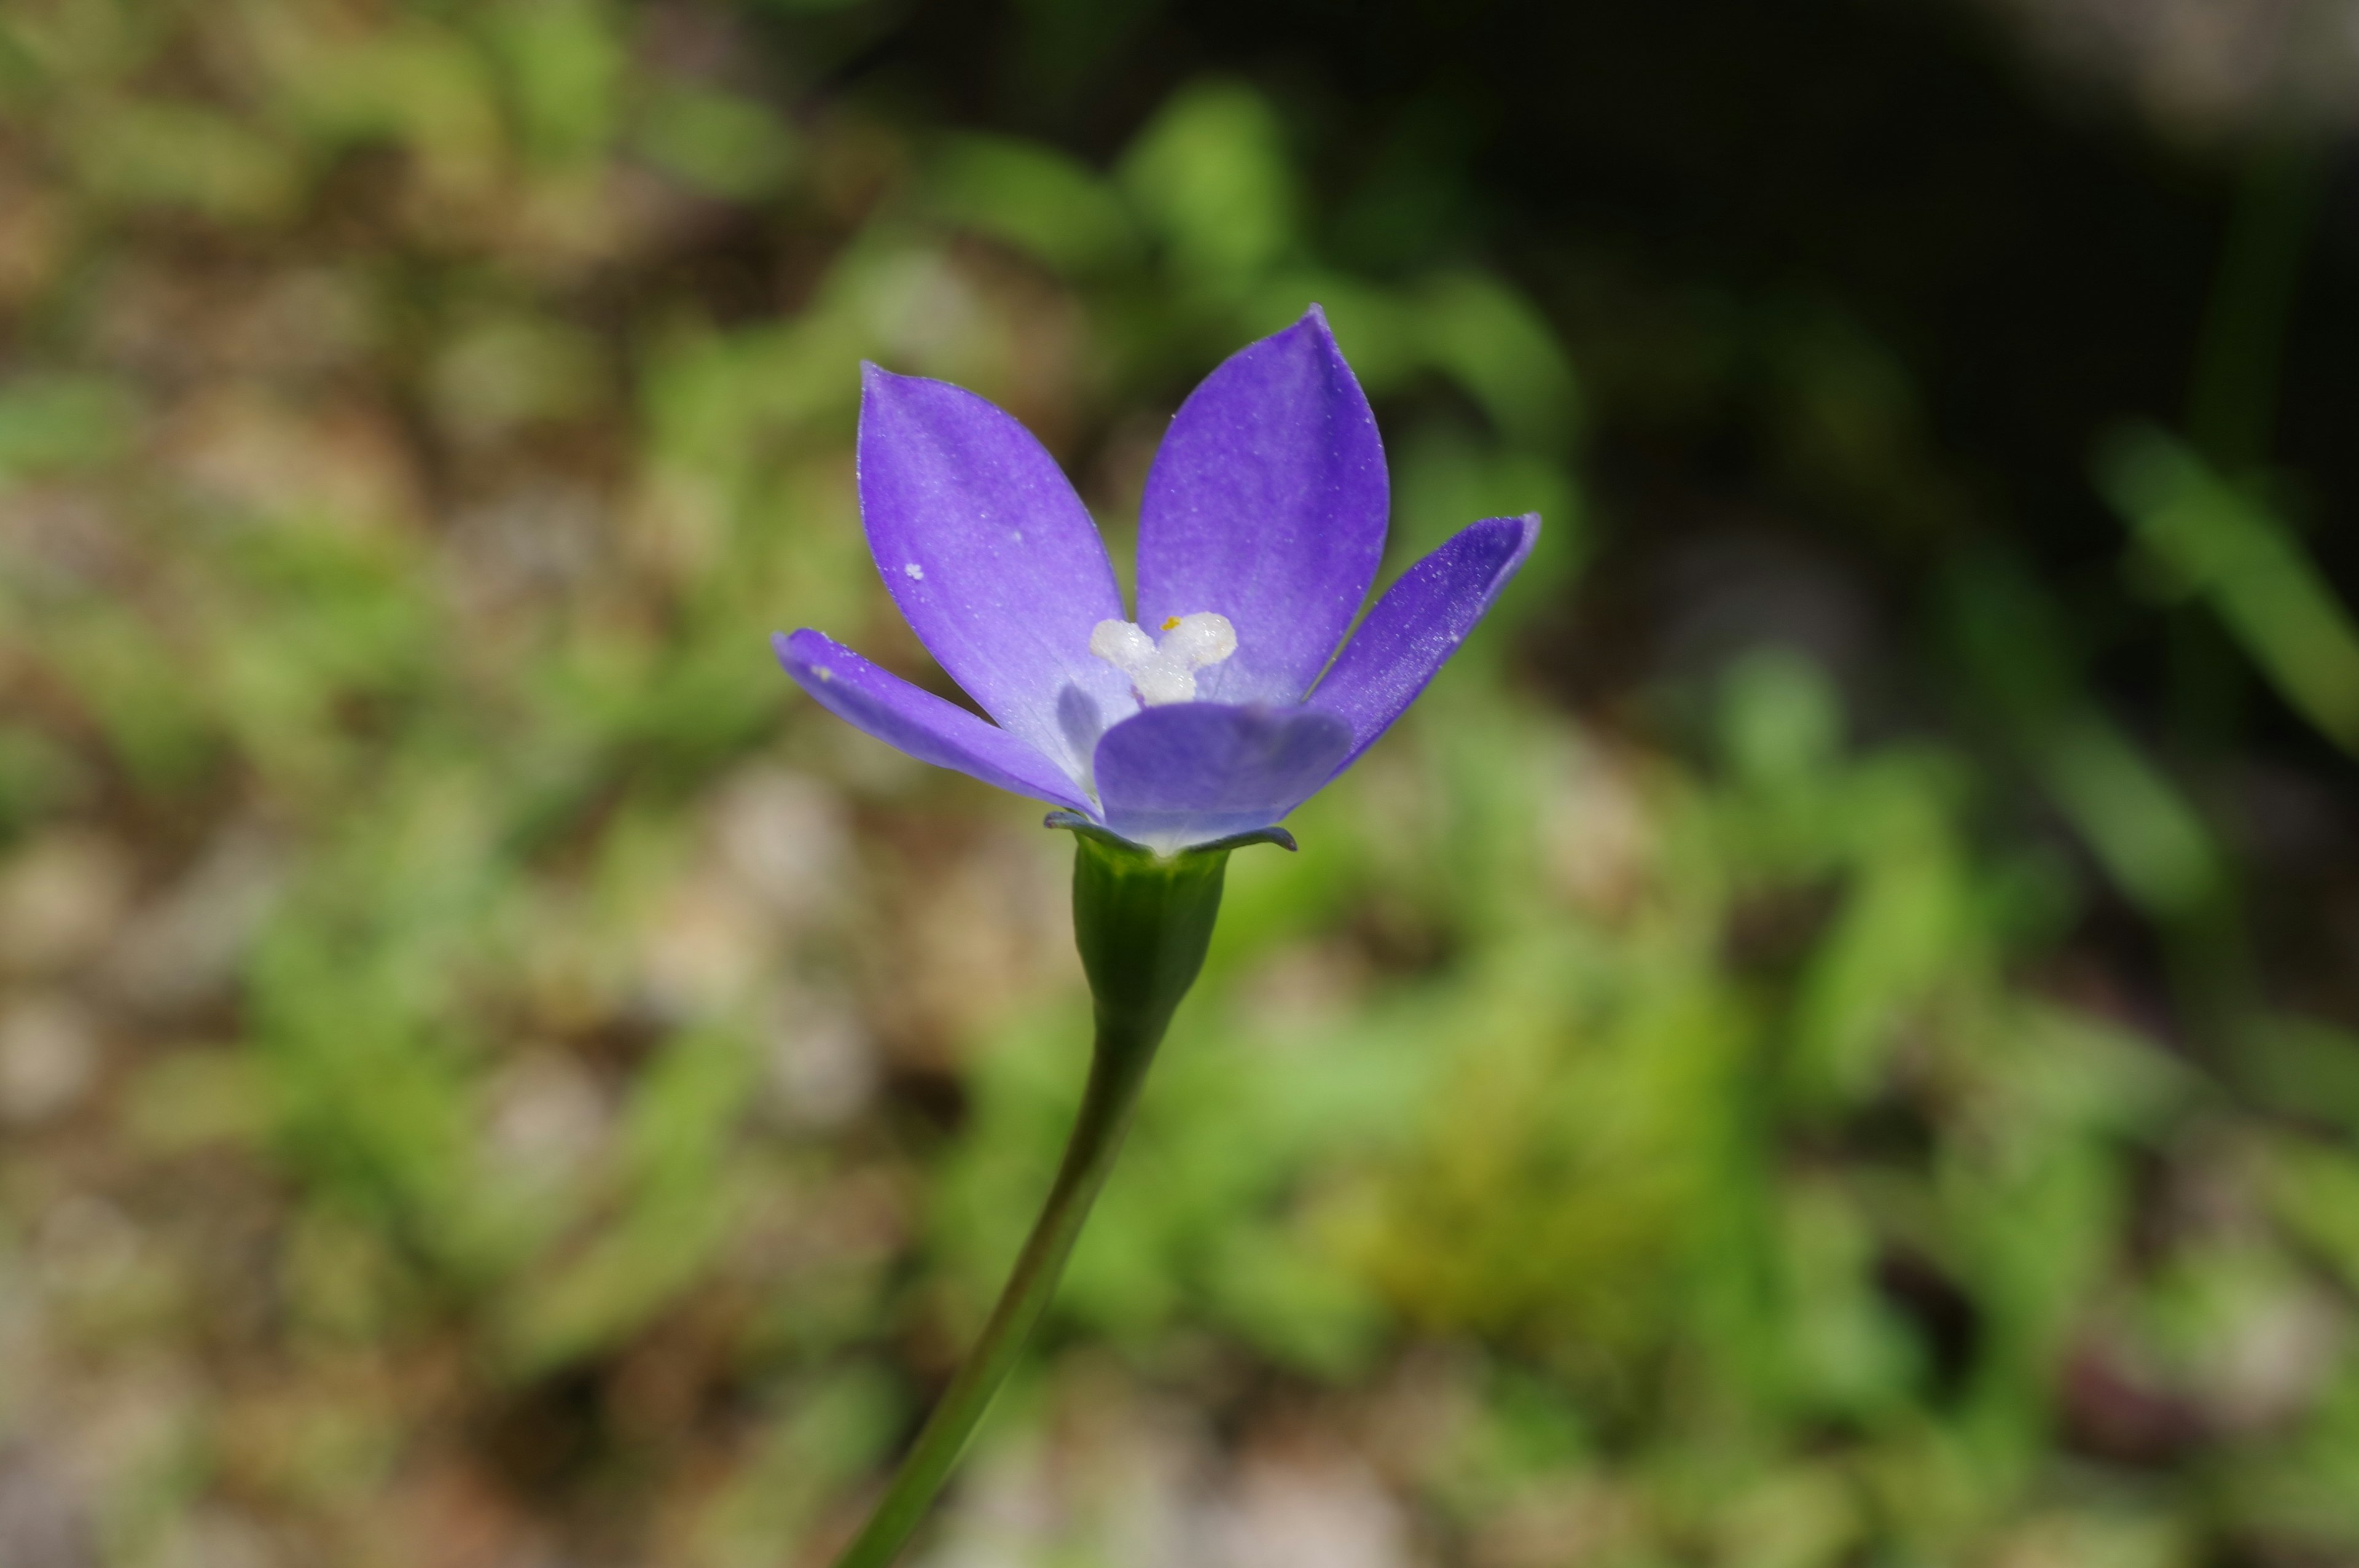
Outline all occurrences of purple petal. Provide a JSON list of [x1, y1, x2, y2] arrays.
[[1136, 308, 1388, 706], [775, 630, 1093, 813], [859, 367, 1137, 788], [1310, 513, 1540, 771], [1093, 703, 1353, 852]]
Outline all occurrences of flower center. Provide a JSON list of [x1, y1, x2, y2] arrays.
[[1089, 612, 1237, 706]]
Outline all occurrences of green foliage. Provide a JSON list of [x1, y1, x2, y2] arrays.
[[2104, 424, 2359, 755], [0, 4, 2352, 1566]]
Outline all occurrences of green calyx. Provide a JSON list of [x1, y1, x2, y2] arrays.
[[1057, 818, 1245, 1050]]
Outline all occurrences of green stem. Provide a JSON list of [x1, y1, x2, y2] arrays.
[[830, 827, 1237, 1568], [828, 1028, 1153, 1568]]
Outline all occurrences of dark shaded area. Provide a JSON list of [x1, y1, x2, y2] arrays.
[[863, 0, 2357, 706]]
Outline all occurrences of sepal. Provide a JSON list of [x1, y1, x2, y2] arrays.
[[1043, 811, 1297, 857], [1055, 821, 1230, 1055]]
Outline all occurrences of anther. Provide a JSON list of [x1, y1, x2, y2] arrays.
[[1090, 611, 1237, 706]]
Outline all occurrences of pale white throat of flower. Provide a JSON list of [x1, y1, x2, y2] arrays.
[[1089, 612, 1237, 706]]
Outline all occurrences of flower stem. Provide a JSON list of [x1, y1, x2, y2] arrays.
[[829, 829, 1235, 1568]]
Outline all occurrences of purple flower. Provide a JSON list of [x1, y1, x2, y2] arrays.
[[775, 308, 1539, 853]]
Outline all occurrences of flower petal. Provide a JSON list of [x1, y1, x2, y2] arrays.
[[775, 630, 1092, 813], [859, 366, 1137, 787], [1310, 513, 1540, 771], [1136, 308, 1388, 706], [1093, 703, 1353, 852]]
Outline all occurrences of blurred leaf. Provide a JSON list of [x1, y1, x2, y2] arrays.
[[1389, 423, 1582, 591], [921, 134, 1139, 275], [64, 98, 300, 220], [428, 314, 608, 437], [0, 0, 161, 88], [636, 82, 799, 200], [1716, 1465, 1864, 1568], [1775, 1182, 1921, 1417], [1946, 555, 2222, 919], [0, 727, 80, 842], [1790, 757, 1967, 1106], [124, 1052, 274, 1153], [694, 1363, 903, 1562], [267, 14, 506, 189], [1120, 79, 1297, 292], [482, 0, 625, 167], [2238, 1015, 2359, 1134], [2103, 424, 2359, 754], [2262, 1134, 2359, 1297], [1719, 647, 1843, 800], [2038, 717, 2219, 918], [500, 1026, 756, 1371], [1417, 271, 1582, 449], [0, 373, 133, 480], [46, 604, 221, 791]]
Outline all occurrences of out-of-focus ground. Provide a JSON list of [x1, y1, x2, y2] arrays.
[[6, 1, 2359, 1564]]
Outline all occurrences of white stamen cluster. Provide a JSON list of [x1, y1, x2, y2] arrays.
[[1089, 612, 1237, 706]]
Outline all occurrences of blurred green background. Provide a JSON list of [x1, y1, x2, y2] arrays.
[[6, 1, 2359, 1564]]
